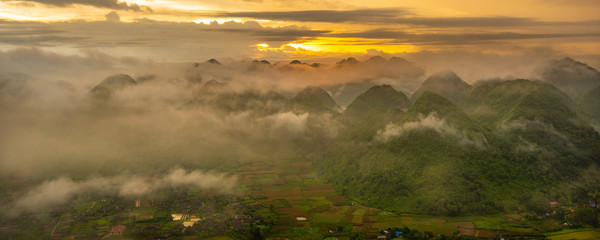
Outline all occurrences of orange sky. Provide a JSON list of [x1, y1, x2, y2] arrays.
[[0, 0, 599, 62]]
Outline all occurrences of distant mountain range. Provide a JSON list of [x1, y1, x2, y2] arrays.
[[89, 74, 137, 100], [410, 70, 472, 103], [87, 57, 600, 216], [542, 57, 600, 98]]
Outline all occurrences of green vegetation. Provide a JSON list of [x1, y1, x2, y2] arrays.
[[577, 84, 600, 129], [344, 84, 410, 118], [3, 73, 600, 239], [287, 227, 324, 240], [545, 228, 600, 240], [289, 86, 341, 113], [2, 159, 599, 239], [317, 80, 600, 218]]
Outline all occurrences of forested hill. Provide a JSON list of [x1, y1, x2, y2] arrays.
[[316, 78, 600, 216], [85, 57, 600, 217]]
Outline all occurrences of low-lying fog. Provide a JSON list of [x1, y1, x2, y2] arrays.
[[0, 47, 596, 216]]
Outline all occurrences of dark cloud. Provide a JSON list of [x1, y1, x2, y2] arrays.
[[207, 27, 329, 42], [393, 17, 537, 27], [214, 9, 600, 28], [0, 17, 597, 62], [332, 30, 600, 45], [213, 8, 410, 23], [0, 20, 330, 57], [2, 0, 151, 11]]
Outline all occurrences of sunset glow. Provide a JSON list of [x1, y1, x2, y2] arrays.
[[0, 0, 598, 64], [288, 38, 421, 54]]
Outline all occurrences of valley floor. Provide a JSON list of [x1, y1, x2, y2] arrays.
[[2, 160, 599, 239], [233, 161, 600, 239]]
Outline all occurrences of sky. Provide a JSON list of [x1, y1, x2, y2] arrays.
[[0, 0, 599, 64]]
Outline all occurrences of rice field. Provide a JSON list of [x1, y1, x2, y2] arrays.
[[545, 228, 600, 240], [234, 161, 597, 239]]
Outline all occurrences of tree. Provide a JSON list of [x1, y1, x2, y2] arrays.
[[571, 207, 599, 227]]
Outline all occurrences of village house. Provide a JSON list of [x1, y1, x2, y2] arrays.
[[183, 217, 203, 228], [109, 225, 126, 237], [135, 199, 154, 208], [171, 213, 186, 221]]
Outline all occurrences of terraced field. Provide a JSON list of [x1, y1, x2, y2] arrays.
[[234, 161, 578, 239]]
